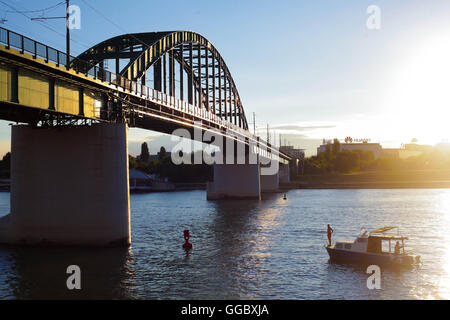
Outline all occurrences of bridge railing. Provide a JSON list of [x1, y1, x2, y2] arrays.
[[0, 27, 115, 83], [0, 27, 71, 67]]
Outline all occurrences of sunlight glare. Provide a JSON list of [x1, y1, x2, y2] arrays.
[[437, 191, 450, 299], [385, 32, 450, 145]]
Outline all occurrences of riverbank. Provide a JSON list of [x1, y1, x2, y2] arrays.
[[174, 182, 207, 190], [285, 170, 450, 189]]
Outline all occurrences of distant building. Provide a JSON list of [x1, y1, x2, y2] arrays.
[[403, 143, 433, 153], [129, 169, 175, 192], [129, 169, 152, 187], [317, 139, 429, 160], [317, 141, 383, 159], [380, 143, 434, 159], [381, 148, 422, 159]]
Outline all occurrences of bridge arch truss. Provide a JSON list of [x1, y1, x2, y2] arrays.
[[73, 31, 248, 130]]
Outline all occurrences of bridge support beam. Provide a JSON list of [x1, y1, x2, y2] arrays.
[[0, 123, 131, 246], [207, 162, 261, 200]]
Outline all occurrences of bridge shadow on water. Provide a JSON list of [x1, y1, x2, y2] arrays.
[[197, 194, 286, 299], [0, 245, 136, 299]]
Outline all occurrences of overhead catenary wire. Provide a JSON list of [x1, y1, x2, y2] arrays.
[[4, 1, 66, 14], [0, 0, 92, 53], [0, 1, 64, 37], [79, 0, 152, 49]]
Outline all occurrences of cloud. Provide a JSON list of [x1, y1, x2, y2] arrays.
[[269, 124, 336, 131], [255, 121, 338, 138]]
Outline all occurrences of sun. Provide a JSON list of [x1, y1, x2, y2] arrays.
[[384, 32, 450, 145]]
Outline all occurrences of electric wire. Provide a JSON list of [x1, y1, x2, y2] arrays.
[[4, 1, 66, 14], [79, 0, 151, 48], [0, 0, 91, 53]]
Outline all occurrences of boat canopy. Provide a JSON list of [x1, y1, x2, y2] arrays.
[[368, 235, 408, 241], [370, 226, 398, 234]]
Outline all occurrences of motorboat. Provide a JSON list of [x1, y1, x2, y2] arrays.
[[325, 226, 420, 266]]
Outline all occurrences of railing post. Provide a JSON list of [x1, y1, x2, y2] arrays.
[[20, 35, 24, 54], [6, 30, 10, 49]]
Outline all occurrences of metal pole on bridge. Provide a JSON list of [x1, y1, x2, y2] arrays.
[[66, 0, 70, 64], [30, 0, 71, 67], [253, 112, 256, 135]]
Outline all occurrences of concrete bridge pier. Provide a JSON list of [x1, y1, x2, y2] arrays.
[[207, 162, 261, 200], [279, 163, 290, 183], [260, 163, 280, 193], [206, 145, 261, 200], [0, 123, 131, 246]]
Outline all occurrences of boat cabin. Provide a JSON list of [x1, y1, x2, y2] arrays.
[[366, 234, 408, 254], [334, 227, 408, 255]]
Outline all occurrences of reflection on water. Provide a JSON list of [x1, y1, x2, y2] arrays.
[[0, 246, 135, 299], [0, 189, 449, 299], [434, 192, 450, 299]]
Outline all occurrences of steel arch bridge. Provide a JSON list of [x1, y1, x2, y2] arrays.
[[0, 27, 291, 162], [73, 31, 248, 129]]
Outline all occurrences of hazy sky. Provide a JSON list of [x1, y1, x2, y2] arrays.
[[1, 0, 450, 156]]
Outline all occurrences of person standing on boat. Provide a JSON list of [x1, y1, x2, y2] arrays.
[[327, 224, 334, 246]]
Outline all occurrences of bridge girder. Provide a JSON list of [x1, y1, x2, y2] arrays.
[[73, 31, 248, 130]]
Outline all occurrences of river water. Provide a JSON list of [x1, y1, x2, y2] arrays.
[[0, 189, 449, 300]]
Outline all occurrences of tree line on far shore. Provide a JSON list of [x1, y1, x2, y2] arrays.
[[0, 152, 10, 178], [0, 144, 212, 182], [129, 142, 213, 183], [2, 139, 448, 180], [304, 139, 450, 174]]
